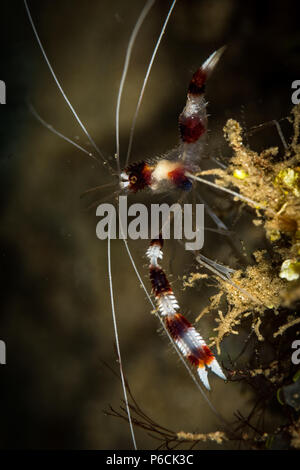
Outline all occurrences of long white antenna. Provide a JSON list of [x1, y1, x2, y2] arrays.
[[115, 0, 155, 178], [125, 0, 177, 168], [108, 223, 137, 450], [24, 0, 106, 164], [186, 172, 263, 208], [28, 102, 103, 168]]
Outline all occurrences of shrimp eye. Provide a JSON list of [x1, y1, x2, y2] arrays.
[[130, 175, 137, 184]]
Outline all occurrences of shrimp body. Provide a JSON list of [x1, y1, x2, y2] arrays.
[[120, 46, 225, 193], [147, 238, 226, 391]]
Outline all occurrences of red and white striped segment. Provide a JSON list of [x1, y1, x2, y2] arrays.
[[179, 46, 226, 171], [120, 47, 225, 194], [147, 239, 179, 316], [147, 238, 226, 390], [165, 313, 226, 390], [120, 159, 192, 193]]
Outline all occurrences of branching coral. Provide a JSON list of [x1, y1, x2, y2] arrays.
[[187, 106, 300, 449], [111, 108, 300, 450], [195, 106, 300, 353]]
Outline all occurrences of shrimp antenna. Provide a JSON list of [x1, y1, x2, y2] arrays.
[[80, 182, 117, 199], [198, 194, 229, 232], [24, 0, 106, 166], [108, 219, 137, 450], [186, 172, 263, 208], [28, 102, 103, 168], [125, 0, 177, 168], [115, 0, 155, 178]]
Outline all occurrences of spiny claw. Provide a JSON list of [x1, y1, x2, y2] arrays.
[[201, 45, 227, 78]]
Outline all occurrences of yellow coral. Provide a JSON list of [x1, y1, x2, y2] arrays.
[[233, 168, 248, 180], [279, 259, 300, 281], [275, 168, 300, 197]]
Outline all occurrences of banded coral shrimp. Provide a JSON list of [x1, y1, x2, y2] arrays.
[[2, 0, 297, 451]]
